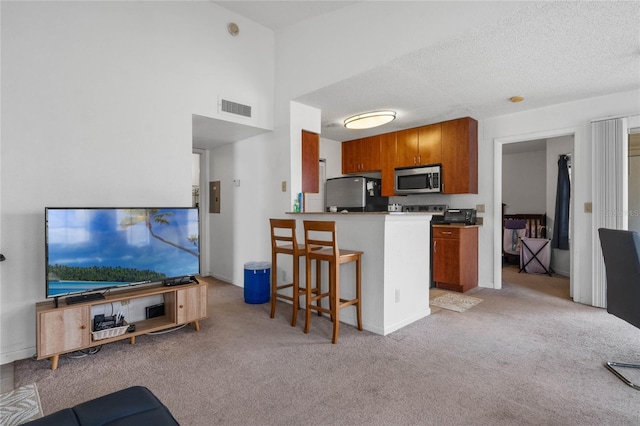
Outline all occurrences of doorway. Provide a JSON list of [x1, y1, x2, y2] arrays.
[[494, 129, 576, 298], [629, 130, 640, 233], [193, 149, 209, 276]]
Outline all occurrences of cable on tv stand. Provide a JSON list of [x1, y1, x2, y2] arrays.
[[65, 292, 106, 305]]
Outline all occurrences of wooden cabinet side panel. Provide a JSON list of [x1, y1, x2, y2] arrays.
[[441, 118, 478, 194], [38, 307, 90, 357], [301, 130, 319, 193], [418, 123, 442, 165], [459, 228, 479, 287], [380, 132, 397, 196]]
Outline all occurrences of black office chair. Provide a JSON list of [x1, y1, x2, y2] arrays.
[[598, 228, 640, 391]]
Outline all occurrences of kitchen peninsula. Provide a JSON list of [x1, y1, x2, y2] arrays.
[[288, 212, 432, 336]]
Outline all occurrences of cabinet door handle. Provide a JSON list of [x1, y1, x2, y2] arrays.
[[433, 240, 436, 253], [442, 231, 452, 235], [179, 305, 184, 309], [80, 325, 86, 330]]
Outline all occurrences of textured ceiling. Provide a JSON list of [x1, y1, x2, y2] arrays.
[[204, 1, 640, 146]]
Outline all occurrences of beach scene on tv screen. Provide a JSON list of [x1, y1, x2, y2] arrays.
[[47, 208, 199, 296]]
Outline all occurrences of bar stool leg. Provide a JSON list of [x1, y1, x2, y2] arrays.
[[316, 259, 322, 316], [331, 262, 340, 344], [291, 254, 300, 327], [270, 251, 278, 319], [304, 256, 312, 334], [356, 256, 363, 331]]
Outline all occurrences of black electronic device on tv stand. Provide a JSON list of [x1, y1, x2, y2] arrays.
[[64, 292, 105, 306]]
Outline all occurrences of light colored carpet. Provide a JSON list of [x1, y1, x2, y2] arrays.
[[13, 274, 640, 425], [0, 383, 43, 425], [430, 289, 483, 312]]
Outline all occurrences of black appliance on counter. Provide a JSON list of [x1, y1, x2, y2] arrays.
[[436, 208, 477, 225], [325, 176, 388, 212]]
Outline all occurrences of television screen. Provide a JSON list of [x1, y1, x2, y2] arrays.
[[45, 207, 200, 298]]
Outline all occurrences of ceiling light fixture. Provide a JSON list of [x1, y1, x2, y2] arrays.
[[509, 96, 524, 103], [344, 110, 396, 130]]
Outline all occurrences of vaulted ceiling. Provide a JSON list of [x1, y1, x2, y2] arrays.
[[206, 1, 640, 145]]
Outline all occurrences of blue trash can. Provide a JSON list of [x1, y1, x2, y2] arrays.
[[244, 261, 271, 304]]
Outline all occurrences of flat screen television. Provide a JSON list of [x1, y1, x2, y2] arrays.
[[45, 207, 200, 303]]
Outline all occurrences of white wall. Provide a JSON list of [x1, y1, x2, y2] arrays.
[[502, 150, 546, 214], [487, 90, 640, 305], [0, 1, 274, 363]]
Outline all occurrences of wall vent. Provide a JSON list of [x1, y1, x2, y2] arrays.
[[220, 99, 252, 118]]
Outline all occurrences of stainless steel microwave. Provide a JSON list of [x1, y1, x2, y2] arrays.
[[394, 164, 442, 194]]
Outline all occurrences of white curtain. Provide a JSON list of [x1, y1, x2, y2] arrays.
[[592, 117, 628, 308]]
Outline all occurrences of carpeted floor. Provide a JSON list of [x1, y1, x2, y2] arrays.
[[12, 272, 640, 425]]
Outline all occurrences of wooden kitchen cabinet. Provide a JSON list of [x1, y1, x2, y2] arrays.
[[441, 117, 478, 194], [394, 128, 419, 167], [301, 130, 319, 193], [342, 135, 381, 174], [417, 123, 442, 165], [395, 124, 441, 168], [432, 225, 478, 293]]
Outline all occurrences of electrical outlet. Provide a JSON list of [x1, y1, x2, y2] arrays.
[[395, 289, 400, 303], [120, 299, 129, 306], [584, 202, 592, 213], [476, 204, 485, 213], [476, 217, 484, 225]]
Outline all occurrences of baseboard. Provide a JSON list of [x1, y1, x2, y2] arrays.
[[1, 346, 36, 365]]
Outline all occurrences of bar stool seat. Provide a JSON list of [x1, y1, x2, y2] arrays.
[[269, 218, 319, 327], [303, 220, 363, 344]]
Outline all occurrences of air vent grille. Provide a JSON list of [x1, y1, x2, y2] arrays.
[[221, 99, 252, 118]]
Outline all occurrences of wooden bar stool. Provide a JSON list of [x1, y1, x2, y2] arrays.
[[303, 220, 363, 344], [269, 219, 319, 327]]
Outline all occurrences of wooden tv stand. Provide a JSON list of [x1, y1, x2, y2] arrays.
[[36, 281, 208, 370]]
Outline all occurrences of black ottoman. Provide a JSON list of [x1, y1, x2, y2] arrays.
[[26, 386, 179, 425]]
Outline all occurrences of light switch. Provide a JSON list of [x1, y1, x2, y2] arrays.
[[584, 202, 592, 213], [281, 181, 287, 192], [476, 204, 485, 213]]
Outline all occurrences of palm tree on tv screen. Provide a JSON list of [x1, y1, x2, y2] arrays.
[[120, 209, 199, 257]]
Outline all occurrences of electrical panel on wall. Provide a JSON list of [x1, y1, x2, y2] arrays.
[[210, 181, 220, 213]]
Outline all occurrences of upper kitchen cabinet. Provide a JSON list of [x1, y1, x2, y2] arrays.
[[441, 117, 478, 194], [394, 128, 419, 167], [395, 124, 441, 167], [301, 130, 319, 193], [417, 123, 442, 165], [341, 135, 381, 174]]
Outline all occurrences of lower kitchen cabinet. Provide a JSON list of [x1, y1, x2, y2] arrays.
[[432, 225, 478, 292]]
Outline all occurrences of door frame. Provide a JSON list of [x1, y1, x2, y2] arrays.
[[493, 127, 578, 294]]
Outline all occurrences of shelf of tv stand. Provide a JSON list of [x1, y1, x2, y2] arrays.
[[36, 280, 208, 370]]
